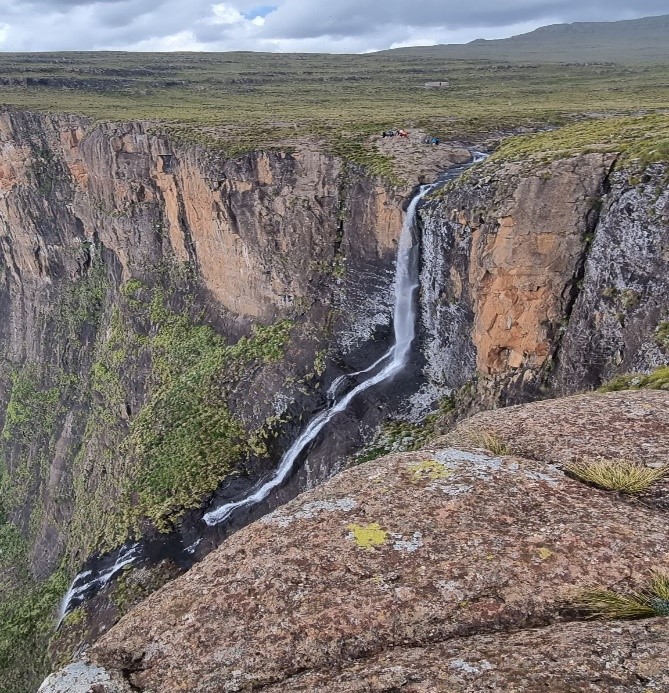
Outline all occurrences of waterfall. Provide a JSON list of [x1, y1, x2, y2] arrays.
[[56, 152, 488, 621], [203, 183, 433, 526], [56, 544, 140, 627]]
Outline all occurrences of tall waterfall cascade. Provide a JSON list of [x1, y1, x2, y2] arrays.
[[57, 154, 487, 622], [203, 182, 432, 526]]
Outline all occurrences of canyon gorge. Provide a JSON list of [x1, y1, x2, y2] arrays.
[[0, 105, 667, 691]]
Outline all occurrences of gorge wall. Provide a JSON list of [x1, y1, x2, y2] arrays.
[[2, 107, 668, 691], [418, 152, 669, 410]]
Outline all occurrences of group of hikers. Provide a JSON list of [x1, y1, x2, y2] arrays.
[[382, 129, 409, 138], [380, 129, 441, 145]]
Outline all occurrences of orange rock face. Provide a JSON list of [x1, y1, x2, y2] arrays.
[[468, 155, 614, 376], [0, 113, 405, 323], [419, 152, 623, 405]]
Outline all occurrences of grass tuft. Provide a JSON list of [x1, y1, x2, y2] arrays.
[[575, 572, 669, 620], [467, 431, 510, 456], [565, 458, 669, 494]]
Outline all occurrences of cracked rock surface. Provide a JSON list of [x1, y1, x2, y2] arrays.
[[73, 391, 669, 692]]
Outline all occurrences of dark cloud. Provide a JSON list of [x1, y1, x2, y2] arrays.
[[0, 0, 666, 52], [258, 0, 669, 39]]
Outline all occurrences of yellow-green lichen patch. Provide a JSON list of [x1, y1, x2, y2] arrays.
[[538, 547, 554, 560], [347, 523, 388, 550], [408, 459, 453, 483]]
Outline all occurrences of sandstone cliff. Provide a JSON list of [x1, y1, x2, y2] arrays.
[[43, 389, 669, 692], [0, 108, 411, 560]]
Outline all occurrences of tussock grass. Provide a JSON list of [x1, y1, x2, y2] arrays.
[[575, 572, 669, 619], [599, 365, 669, 392], [565, 458, 669, 493], [467, 430, 510, 456]]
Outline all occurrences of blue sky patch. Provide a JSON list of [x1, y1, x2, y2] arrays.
[[244, 5, 278, 21]]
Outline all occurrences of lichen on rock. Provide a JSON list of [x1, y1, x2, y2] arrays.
[[78, 391, 669, 692]]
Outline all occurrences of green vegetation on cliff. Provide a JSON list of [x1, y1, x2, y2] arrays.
[[599, 365, 669, 392], [0, 513, 68, 693], [0, 263, 296, 689], [64, 276, 294, 551], [491, 113, 669, 166], [125, 288, 292, 532]]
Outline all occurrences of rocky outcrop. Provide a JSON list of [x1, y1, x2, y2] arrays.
[[38, 662, 131, 693], [77, 390, 669, 692], [441, 389, 669, 467], [419, 153, 669, 406]]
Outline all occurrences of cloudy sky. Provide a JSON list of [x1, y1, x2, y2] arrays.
[[0, 0, 667, 52]]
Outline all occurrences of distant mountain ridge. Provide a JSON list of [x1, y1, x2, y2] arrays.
[[383, 14, 669, 63]]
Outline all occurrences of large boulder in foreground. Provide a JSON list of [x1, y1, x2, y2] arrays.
[[83, 392, 669, 692]]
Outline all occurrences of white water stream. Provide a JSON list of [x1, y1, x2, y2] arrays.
[[57, 153, 488, 622], [56, 544, 140, 627], [203, 182, 433, 526]]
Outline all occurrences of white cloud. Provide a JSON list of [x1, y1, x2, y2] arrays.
[[121, 30, 207, 52], [210, 4, 245, 25], [0, 0, 665, 52]]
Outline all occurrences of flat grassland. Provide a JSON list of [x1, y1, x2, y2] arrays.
[[2, 49, 669, 168]]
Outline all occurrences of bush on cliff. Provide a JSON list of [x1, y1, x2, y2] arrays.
[[599, 365, 669, 392]]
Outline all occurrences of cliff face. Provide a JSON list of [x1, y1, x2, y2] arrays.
[[556, 164, 669, 389], [419, 153, 669, 406], [0, 108, 416, 690], [0, 111, 402, 323], [1, 110, 496, 693]]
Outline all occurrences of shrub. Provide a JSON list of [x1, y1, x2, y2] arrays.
[[655, 322, 669, 350], [599, 365, 669, 392], [575, 572, 669, 619], [565, 458, 669, 494]]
